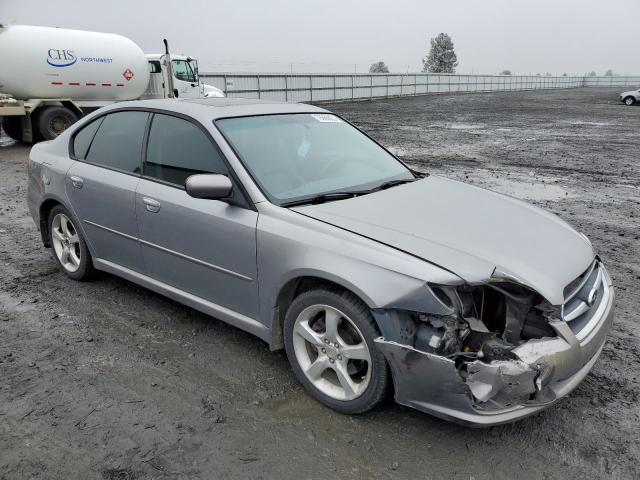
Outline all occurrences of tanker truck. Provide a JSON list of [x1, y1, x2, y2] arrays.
[[0, 24, 224, 142]]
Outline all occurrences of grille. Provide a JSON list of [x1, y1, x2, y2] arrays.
[[562, 260, 607, 340]]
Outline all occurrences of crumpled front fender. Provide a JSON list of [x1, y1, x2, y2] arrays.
[[374, 267, 614, 427]]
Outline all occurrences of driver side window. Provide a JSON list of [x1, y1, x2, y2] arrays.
[[171, 60, 196, 83], [144, 114, 228, 187]]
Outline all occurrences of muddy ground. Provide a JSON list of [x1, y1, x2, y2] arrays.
[[0, 87, 638, 480]]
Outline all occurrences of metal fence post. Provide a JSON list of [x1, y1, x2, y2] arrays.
[[333, 75, 337, 102], [351, 75, 354, 101], [257, 75, 261, 99]]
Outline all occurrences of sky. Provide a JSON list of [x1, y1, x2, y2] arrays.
[[1, 0, 638, 75]]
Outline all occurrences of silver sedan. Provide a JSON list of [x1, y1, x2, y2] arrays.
[[27, 98, 614, 426]]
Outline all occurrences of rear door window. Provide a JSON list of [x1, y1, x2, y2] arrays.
[[144, 113, 228, 186], [85, 111, 149, 174]]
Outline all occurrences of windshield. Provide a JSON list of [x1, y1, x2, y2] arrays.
[[216, 113, 413, 205]]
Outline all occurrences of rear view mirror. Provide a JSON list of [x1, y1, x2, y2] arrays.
[[185, 174, 232, 200]]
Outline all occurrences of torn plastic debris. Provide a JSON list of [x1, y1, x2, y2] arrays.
[[375, 337, 554, 413], [464, 359, 537, 405]]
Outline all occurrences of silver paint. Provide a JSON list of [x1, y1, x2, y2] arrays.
[[27, 97, 615, 426]]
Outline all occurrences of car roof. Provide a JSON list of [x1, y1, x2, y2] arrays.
[[102, 97, 330, 120]]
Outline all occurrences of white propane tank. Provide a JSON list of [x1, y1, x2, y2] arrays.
[[0, 25, 150, 101]]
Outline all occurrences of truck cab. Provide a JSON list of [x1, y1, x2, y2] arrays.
[[143, 54, 223, 100]]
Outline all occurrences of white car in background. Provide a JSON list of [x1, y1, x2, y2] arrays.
[[620, 89, 640, 105]]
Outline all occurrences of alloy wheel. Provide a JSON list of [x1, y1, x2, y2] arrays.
[[292, 304, 372, 401], [51, 213, 81, 273]]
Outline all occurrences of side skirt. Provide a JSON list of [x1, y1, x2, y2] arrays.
[[93, 258, 270, 343]]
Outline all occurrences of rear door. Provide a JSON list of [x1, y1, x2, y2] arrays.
[[66, 110, 149, 272], [135, 112, 259, 318]]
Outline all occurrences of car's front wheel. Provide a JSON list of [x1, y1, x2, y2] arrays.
[[48, 205, 94, 281], [624, 96, 636, 106], [284, 288, 389, 414]]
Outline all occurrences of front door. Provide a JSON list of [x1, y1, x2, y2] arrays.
[[66, 110, 149, 272], [135, 112, 259, 318], [170, 59, 201, 98]]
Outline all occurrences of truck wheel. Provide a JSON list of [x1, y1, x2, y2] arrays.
[[37, 106, 79, 140], [2, 117, 23, 142]]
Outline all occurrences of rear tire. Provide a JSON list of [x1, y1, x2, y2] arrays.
[[284, 287, 389, 414], [37, 106, 79, 140], [624, 96, 636, 106], [48, 205, 94, 281], [2, 116, 22, 142]]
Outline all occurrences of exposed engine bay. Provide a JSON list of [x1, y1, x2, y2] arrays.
[[376, 281, 568, 411]]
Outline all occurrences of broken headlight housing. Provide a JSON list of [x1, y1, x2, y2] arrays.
[[412, 283, 560, 362]]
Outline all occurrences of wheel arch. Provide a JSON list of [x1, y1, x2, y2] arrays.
[[38, 197, 65, 247], [38, 195, 91, 254], [269, 273, 376, 351]]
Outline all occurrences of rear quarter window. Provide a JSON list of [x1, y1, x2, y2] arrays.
[[72, 117, 103, 160]]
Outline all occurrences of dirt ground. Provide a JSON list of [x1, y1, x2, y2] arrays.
[[1, 87, 638, 480]]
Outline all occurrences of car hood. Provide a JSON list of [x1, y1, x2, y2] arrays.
[[292, 176, 595, 305]]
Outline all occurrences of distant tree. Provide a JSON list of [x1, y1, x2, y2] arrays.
[[369, 61, 389, 73], [588, 71, 597, 76], [604, 69, 613, 76], [562, 73, 567, 77], [422, 33, 458, 73], [500, 70, 512, 75], [545, 72, 552, 77], [535, 73, 541, 76]]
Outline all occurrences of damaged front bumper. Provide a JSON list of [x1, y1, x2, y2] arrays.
[[375, 267, 614, 427]]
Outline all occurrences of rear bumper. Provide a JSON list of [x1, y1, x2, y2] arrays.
[[376, 267, 615, 427]]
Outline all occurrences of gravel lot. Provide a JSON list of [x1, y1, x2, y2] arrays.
[[1, 87, 638, 480]]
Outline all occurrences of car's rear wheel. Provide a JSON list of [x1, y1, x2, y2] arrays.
[[48, 205, 94, 281], [624, 96, 636, 106], [284, 288, 389, 414]]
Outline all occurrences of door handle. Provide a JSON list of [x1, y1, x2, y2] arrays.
[[142, 197, 161, 213], [70, 175, 84, 189]]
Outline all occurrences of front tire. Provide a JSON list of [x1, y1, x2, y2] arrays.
[[284, 288, 389, 414], [48, 205, 94, 281], [624, 96, 636, 106]]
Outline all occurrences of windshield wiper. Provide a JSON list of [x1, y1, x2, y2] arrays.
[[372, 178, 417, 191], [281, 190, 367, 207], [282, 178, 419, 208]]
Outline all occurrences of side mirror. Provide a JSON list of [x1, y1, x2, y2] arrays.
[[185, 174, 233, 200]]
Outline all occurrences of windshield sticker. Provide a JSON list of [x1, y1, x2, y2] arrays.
[[311, 114, 342, 123], [297, 138, 311, 158]]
